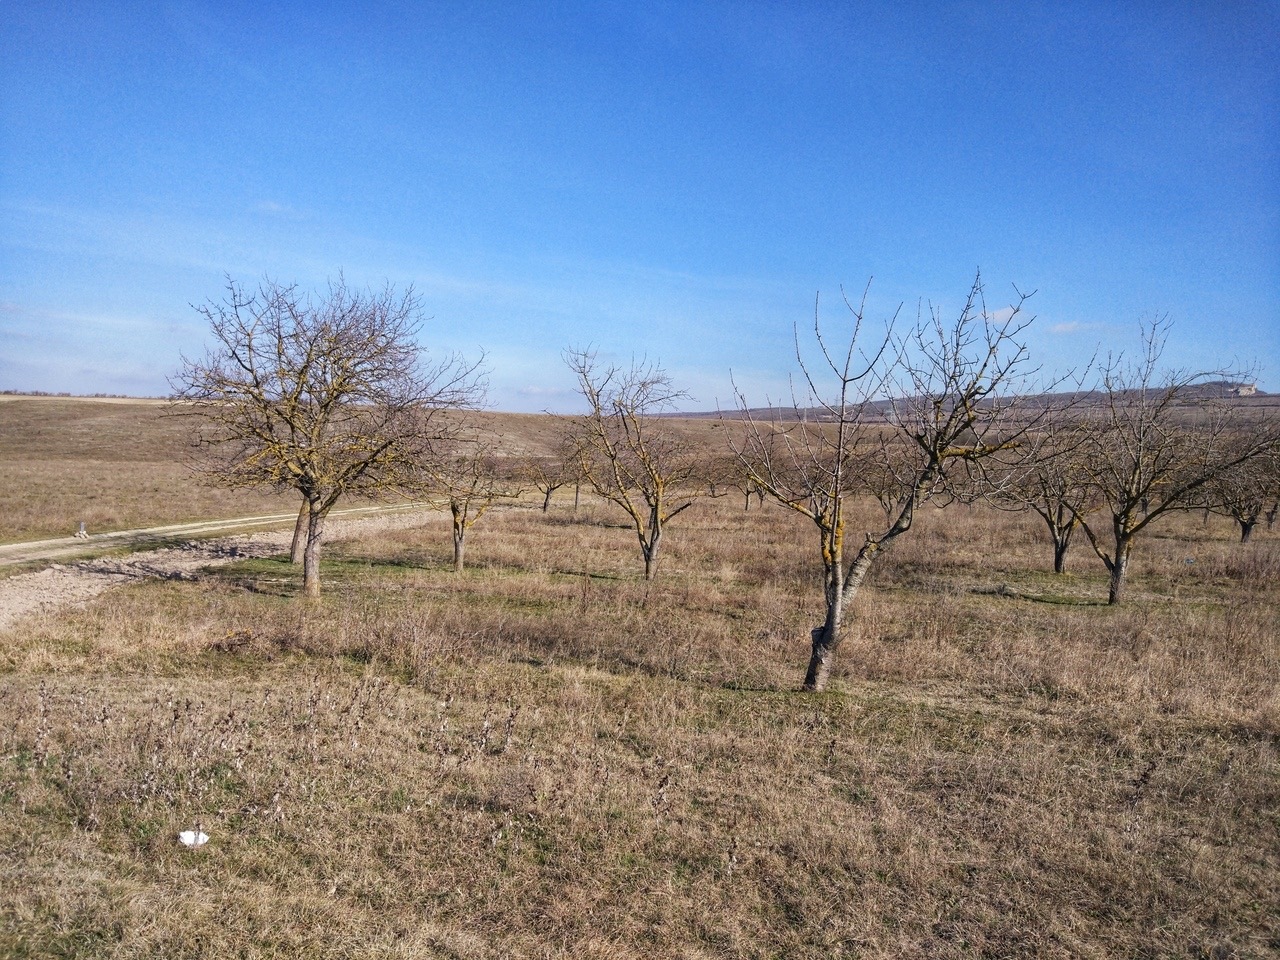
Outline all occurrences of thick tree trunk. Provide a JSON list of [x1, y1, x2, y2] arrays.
[[803, 536, 849, 692], [1239, 519, 1256, 543], [1107, 538, 1131, 606], [804, 578, 855, 693], [643, 537, 659, 581], [449, 499, 468, 572], [290, 500, 308, 564], [802, 541, 884, 691], [1052, 533, 1070, 574], [641, 513, 662, 581], [303, 508, 326, 599], [803, 622, 837, 692]]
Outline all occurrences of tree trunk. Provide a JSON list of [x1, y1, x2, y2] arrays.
[[290, 500, 308, 564], [542, 488, 553, 512], [641, 512, 662, 581], [803, 531, 855, 692], [1107, 538, 1131, 605], [453, 525, 466, 572], [449, 499, 467, 572], [802, 623, 837, 692], [643, 536, 659, 581], [805, 525, 843, 691], [1052, 532, 1070, 574], [303, 507, 326, 599], [803, 542, 882, 691], [1239, 519, 1256, 543]]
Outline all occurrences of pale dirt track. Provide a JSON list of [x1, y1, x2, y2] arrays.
[[0, 504, 434, 633]]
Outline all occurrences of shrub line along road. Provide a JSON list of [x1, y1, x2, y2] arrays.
[[0, 502, 434, 568]]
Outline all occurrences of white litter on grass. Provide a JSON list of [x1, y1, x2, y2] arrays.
[[178, 830, 209, 848]]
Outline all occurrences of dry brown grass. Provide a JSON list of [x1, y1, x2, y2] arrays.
[[2, 490, 1277, 958], [1, 403, 1277, 957]]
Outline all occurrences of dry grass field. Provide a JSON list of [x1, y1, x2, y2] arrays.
[[0, 398, 579, 545], [1, 398, 1277, 958], [0, 397, 297, 544]]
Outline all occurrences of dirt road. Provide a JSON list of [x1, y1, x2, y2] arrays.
[[0, 503, 433, 633], [0, 502, 431, 567]]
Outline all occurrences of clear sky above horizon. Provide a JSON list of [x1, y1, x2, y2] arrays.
[[2, 1, 1277, 412]]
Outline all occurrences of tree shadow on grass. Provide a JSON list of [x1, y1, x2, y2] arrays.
[[224, 576, 297, 598], [553, 568, 628, 583], [968, 584, 1109, 607]]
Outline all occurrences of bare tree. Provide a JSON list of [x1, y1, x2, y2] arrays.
[[516, 434, 584, 512], [706, 452, 766, 511], [733, 274, 1040, 691], [1073, 317, 1277, 603], [1201, 437, 1280, 543], [985, 398, 1096, 573], [566, 349, 709, 581], [428, 442, 523, 572], [172, 276, 485, 598], [851, 431, 918, 528]]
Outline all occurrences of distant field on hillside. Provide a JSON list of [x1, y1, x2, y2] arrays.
[[0, 396, 735, 543], [0, 397, 297, 543]]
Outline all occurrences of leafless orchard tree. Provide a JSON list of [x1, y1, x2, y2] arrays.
[[1203, 444, 1280, 543], [851, 431, 919, 528], [732, 274, 1041, 691], [516, 434, 585, 512], [1072, 317, 1277, 604], [706, 453, 766, 511], [985, 396, 1096, 573], [427, 441, 524, 572], [566, 348, 709, 581], [171, 276, 485, 598]]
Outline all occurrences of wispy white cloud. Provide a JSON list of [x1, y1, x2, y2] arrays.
[[2, 200, 263, 278], [253, 200, 306, 220]]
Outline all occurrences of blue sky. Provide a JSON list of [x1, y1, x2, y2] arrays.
[[2, 1, 1277, 412]]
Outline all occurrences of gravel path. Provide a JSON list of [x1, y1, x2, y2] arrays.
[[0, 508, 432, 633]]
